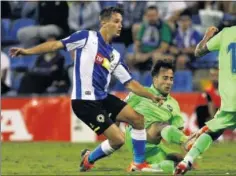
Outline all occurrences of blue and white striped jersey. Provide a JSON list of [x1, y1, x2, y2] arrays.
[[61, 30, 133, 100]]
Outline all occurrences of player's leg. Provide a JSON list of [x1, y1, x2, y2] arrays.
[[103, 94, 153, 171], [144, 142, 183, 173], [125, 124, 184, 173], [71, 99, 125, 172], [175, 110, 236, 175], [116, 105, 148, 166], [161, 125, 188, 144], [86, 124, 125, 163], [146, 122, 188, 145], [151, 153, 183, 174], [146, 122, 168, 144]]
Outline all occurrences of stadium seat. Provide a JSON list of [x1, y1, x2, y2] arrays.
[[172, 71, 193, 92], [1, 18, 12, 41], [10, 55, 37, 70], [130, 70, 141, 81], [112, 81, 126, 91], [192, 14, 201, 25], [140, 71, 152, 87], [10, 18, 36, 41], [111, 69, 140, 92], [112, 43, 126, 60], [100, 1, 118, 9], [59, 50, 73, 67], [192, 51, 218, 68], [200, 51, 218, 62], [22, 55, 38, 69], [127, 43, 134, 54]]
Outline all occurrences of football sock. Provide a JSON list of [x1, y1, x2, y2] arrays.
[[88, 140, 115, 163], [184, 133, 213, 164], [161, 126, 187, 144], [131, 129, 146, 164]]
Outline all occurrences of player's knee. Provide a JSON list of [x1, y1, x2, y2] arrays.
[[131, 113, 144, 130]]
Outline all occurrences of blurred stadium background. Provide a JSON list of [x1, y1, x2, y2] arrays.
[[1, 1, 236, 175]]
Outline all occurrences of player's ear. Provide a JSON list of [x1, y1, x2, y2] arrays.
[[101, 20, 109, 29], [101, 20, 106, 26]]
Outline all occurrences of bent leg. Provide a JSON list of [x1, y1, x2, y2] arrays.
[[116, 104, 146, 164], [161, 125, 188, 144], [146, 122, 169, 144], [71, 100, 124, 165]]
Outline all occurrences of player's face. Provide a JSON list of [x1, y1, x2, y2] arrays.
[[107, 12, 123, 37], [180, 16, 191, 30], [153, 68, 174, 96], [145, 9, 159, 25]]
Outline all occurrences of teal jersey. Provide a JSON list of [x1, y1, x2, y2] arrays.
[[207, 26, 236, 111], [125, 85, 184, 129]]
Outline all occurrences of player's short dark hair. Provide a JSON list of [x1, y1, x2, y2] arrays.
[[100, 6, 124, 21], [151, 60, 175, 77], [180, 9, 192, 18], [145, 6, 158, 13]]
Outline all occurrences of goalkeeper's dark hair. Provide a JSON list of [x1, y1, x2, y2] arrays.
[[151, 60, 175, 77], [100, 6, 124, 21]]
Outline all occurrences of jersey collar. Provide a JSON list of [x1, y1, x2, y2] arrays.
[[150, 84, 171, 100]]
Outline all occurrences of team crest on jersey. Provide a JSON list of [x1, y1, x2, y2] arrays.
[[95, 53, 104, 64], [166, 104, 173, 112], [97, 114, 105, 123]]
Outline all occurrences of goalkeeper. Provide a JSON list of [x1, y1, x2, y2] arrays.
[[124, 60, 188, 173]]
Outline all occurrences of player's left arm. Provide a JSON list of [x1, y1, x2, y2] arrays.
[[113, 61, 164, 104], [195, 26, 219, 57]]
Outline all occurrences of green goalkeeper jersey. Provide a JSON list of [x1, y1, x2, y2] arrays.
[[125, 85, 184, 129], [206, 26, 236, 111]]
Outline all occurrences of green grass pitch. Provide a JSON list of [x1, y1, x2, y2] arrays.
[[2, 142, 236, 175]]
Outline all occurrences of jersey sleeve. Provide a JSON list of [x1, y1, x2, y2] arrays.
[[169, 100, 184, 129], [206, 30, 223, 51], [125, 92, 141, 108], [113, 60, 133, 85], [61, 30, 89, 51]]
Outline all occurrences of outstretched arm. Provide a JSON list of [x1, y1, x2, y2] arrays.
[[195, 26, 219, 58], [10, 41, 64, 57], [125, 80, 164, 105]]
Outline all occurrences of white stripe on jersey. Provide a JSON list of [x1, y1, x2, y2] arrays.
[[71, 49, 77, 99], [104, 73, 111, 92], [65, 39, 87, 51], [80, 31, 97, 100], [113, 64, 132, 84]]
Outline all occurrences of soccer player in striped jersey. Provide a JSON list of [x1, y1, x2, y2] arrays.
[[10, 7, 164, 172], [174, 25, 236, 175]]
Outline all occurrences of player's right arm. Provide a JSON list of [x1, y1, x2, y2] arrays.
[[10, 41, 64, 57], [10, 30, 88, 57], [194, 26, 219, 57]]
